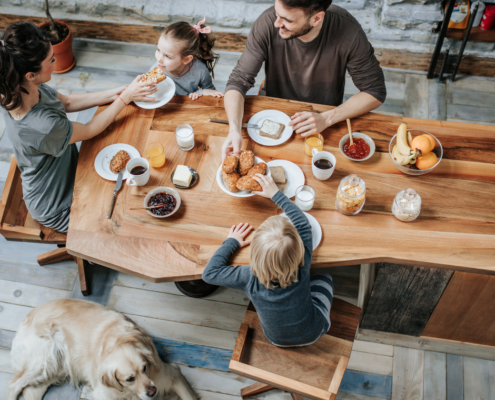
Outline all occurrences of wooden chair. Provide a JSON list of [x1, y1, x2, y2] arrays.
[[230, 298, 361, 400], [0, 157, 90, 295]]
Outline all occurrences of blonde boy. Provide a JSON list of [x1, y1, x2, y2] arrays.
[[203, 174, 334, 346]]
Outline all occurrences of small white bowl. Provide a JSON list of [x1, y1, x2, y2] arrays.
[[144, 187, 181, 218], [339, 132, 376, 162]]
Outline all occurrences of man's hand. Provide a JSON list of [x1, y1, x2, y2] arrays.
[[227, 222, 253, 247], [252, 174, 279, 199], [289, 111, 329, 137], [221, 131, 243, 161]]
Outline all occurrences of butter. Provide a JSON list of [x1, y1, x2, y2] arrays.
[[173, 165, 192, 187]]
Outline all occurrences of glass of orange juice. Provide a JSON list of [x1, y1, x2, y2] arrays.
[[304, 133, 324, 158], [146, 142, 165, 168]]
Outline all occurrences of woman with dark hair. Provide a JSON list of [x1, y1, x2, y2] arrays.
[[0, 22, 157, 233]]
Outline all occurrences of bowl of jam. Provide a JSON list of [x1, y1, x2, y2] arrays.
[[144, 187, 181, 218], [339, 132, 375, 162]]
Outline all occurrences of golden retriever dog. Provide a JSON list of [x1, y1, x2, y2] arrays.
[[8, 299, 197, 400]]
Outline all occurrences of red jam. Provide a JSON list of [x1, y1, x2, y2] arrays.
[[343, 138, 370, 160]]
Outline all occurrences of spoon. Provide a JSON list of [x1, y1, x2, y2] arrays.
[[130, 204, 168, 211], [346, 119, 354, 147]]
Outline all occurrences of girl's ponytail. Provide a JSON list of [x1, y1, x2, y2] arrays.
[[0, 22, 51, 111], [161, 20, 219, 78]]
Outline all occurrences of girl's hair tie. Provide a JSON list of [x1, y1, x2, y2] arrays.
[[192, 18, 211, 34]]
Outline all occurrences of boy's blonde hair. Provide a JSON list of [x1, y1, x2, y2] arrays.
[[250, 216, 305, 289]]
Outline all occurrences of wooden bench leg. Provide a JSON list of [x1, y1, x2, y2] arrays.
[[241, 382, 275, 399], [37, 247, 74, 266], [75, 257, 91, 296]]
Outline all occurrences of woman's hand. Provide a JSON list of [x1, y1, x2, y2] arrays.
[[227, 223, 253, 247], [189, 92, 202, 101], [252, 174, 279, 199], [203, 89, 224, 98], [120, 75, 158, 104], [108, 86, 127, 102]]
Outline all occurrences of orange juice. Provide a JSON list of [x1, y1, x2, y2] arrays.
[[146, 143, 165, 168], [304, 134, 324, 157]]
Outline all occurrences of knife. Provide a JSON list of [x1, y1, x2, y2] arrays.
[[209, 118, 260, 129], [107, 171, 124, 219]]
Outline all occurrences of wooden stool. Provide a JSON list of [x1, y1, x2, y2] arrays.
[[0, 157, 91, 295], [230, 298, 361, 400]]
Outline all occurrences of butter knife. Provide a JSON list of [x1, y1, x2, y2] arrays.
[[107, 171, 124, 219], [209, 118, 260, 129]]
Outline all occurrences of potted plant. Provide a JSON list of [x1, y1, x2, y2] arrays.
[[38, 0, 75, 73]]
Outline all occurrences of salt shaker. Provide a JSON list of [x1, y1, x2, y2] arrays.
[[336, 174, 366, 216], [392, 188, 421, 222]]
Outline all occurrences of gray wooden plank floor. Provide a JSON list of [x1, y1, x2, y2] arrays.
[[2, 38, 495, 400]]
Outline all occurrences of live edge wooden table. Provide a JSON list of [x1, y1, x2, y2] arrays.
[[66, 96, 495, 284]]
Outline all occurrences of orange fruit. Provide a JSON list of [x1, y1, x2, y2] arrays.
[[416, 152, 438, 170], [421, 134, 435, 152], [411, 135, 432, 156]]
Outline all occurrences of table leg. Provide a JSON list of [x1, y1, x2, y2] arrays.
[[174, 279, 219, 298]]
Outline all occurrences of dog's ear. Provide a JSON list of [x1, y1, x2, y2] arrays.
[[101, 370, 123, 392]]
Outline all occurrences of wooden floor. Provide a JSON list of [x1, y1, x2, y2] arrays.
[[1, 38, 495, 400]]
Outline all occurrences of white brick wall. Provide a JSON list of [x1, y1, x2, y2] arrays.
[[1, 0, 494, 58]]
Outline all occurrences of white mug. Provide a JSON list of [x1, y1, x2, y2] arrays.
[[126, 157, 150, 186], [312, 149, 336, 181]]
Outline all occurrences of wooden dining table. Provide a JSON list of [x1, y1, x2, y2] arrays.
[[66, 96, 495, 283]]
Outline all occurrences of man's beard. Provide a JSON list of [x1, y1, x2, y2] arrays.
[[280, 21, 314, 40]]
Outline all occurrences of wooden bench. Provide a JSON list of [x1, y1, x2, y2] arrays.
[[230, 298, 361, 400], [0, 157, 90, 295]]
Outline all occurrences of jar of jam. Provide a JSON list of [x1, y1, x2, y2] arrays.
[[392, 188, 421, 222], [336, 174, 366, 216]]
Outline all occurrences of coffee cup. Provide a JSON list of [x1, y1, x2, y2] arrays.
[[312, 149, 336, 181], [126, 157, 150, 186]]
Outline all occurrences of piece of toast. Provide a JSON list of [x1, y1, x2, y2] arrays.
[[259, 119, 285, 140], [141, 67, 167, 84], [276, 180, 288, 193], [269, 166, 286, 184]]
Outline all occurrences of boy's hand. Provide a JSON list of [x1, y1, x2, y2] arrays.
[[252, 174, 279, 199], [227, 223, 253, 247], [203, 89, 224, 98]]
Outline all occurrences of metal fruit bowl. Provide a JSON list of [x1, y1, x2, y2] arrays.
[[388, 130, 443, 176]]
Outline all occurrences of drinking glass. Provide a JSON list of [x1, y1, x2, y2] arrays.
[[175, 124, 195, 151], [146, 142, 165, 168], [295, 185, 315, 211], [304, 133, 324, 158]]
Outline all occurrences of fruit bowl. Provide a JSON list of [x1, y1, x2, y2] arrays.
[[389, 130, 443, 176]]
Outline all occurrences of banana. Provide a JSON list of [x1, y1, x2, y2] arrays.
[[407, 131, 412, 148], [393, 144, 419, 166], [397, 123, 412, 156]]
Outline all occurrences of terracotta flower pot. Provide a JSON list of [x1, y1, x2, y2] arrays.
[[38, 20, 76, 74]]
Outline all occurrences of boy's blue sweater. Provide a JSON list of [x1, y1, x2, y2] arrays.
[[202, 190, 328, 346]]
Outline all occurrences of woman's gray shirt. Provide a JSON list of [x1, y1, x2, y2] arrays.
[[0, 84, 78, 220]]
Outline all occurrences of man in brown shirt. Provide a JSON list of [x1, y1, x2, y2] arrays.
[[222, 0, 386, 159]]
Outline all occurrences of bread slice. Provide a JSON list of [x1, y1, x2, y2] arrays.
[[259, 119, 285, 140], [276, 180, 288, 193], [141, 67, 167, 84], [270, 166, 286, 184]]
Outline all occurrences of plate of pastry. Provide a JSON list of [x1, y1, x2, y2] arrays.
[[280, 211, 322, 250], [134, 64, 176, 110], [247, 110, 293, 146], [267, 160, 305, 199], [217, 150, 271, 197], [94, 144, 140, 181]]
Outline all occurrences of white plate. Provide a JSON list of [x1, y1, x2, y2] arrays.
[[216, 156, 271, 197], [266, 160, 305, 199], [247, 110, 293, 146], [281, 211, 322, 250], [134, 63, 176, 110], [94, 144, 140, 181]]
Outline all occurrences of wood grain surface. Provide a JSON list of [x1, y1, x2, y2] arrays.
[[66, 96, 495, 282], [421, 272, 495, 347], [360, 263, 454, 336]]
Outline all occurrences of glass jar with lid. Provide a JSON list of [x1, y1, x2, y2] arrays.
[[335, 174, 366, 216], [392, 188, 421, 222]]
